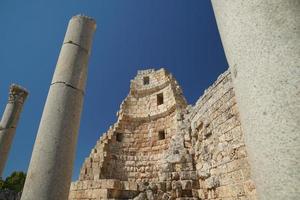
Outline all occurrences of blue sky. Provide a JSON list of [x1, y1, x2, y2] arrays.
[[0, 0, 227, 180]]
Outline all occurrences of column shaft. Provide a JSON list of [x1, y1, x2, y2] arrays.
[[21, 15, 96, 200], [211, 0, 300, 199], [0, 84, 28, 176]]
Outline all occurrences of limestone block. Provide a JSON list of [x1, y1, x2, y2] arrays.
[[205, 176, 220, 190]]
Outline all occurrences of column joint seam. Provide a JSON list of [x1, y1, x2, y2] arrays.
[[63, 41, 89, 54], [50, 81, 85, 95]]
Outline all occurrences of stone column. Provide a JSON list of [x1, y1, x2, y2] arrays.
[[211, 0, 300, 199], [0, 84, 28, 176], [21, 15, 96, 200]]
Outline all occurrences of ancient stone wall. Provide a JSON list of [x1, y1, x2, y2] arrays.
[[188, 71, 256, 199], [69, 69, 257, 200], [69, 69, 193, 199]]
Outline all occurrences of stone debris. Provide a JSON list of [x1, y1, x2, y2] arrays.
[[69, 68, 257, 200]]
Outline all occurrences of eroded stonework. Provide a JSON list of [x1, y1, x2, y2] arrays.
[[69, 68, 257, 200]]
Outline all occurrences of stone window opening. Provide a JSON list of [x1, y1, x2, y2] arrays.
[[116, 132, 123, 142], [157, 93, 164, 105], [158, 130, 166, 140], [143, 76, 150, 85]]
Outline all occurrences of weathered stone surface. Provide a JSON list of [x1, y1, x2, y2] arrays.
[[69, 69, 256, 199], [0, 189, 21, 200], [0, 84, 28, 176], [20, 15, 96, 200], [211, 1, 300, 199]]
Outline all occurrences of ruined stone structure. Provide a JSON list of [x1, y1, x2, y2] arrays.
[[69, 68, 257, 200], [0, 84, 28, 177], [7, 1, 296, 199]]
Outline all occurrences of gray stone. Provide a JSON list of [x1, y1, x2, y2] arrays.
[[133, 192, 147, 200], [138, 182, 148, 192], [206, 176, 219, 189], [198, 170, 210, 180], [149, 182, 158, 193], [63, 15, 96, 52], [211, 0, 300, 199], [162, 193, 170, 200], [20, 15, 96, 200], [0, 189, 21, 200], [146, 189, 154, 200], [0, 84, 28, 176]]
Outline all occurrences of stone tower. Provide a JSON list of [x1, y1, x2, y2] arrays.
[[69, 68, 200, 199], [69, 68, 257, 200]]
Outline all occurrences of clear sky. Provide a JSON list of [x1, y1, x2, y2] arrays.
[[0, 0, 227, 180]]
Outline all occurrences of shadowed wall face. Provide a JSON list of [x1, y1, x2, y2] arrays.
[[0, 84, 28, 176]]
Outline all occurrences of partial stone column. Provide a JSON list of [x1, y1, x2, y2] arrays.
[[0, 84, 28, 176], [211, 0, 300, 199], [21, 15, 96, 200]]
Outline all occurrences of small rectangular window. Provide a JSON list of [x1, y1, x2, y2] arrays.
[[143, 76, 150, 85], [158, 130, 165, 140], [157, 93, 164, 105], [116, 132, 123, 142]]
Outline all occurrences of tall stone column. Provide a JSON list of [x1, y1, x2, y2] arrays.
[[0, 84, 28, 176], [211, 0, 300, 199], [21, 15, 96, 200]]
